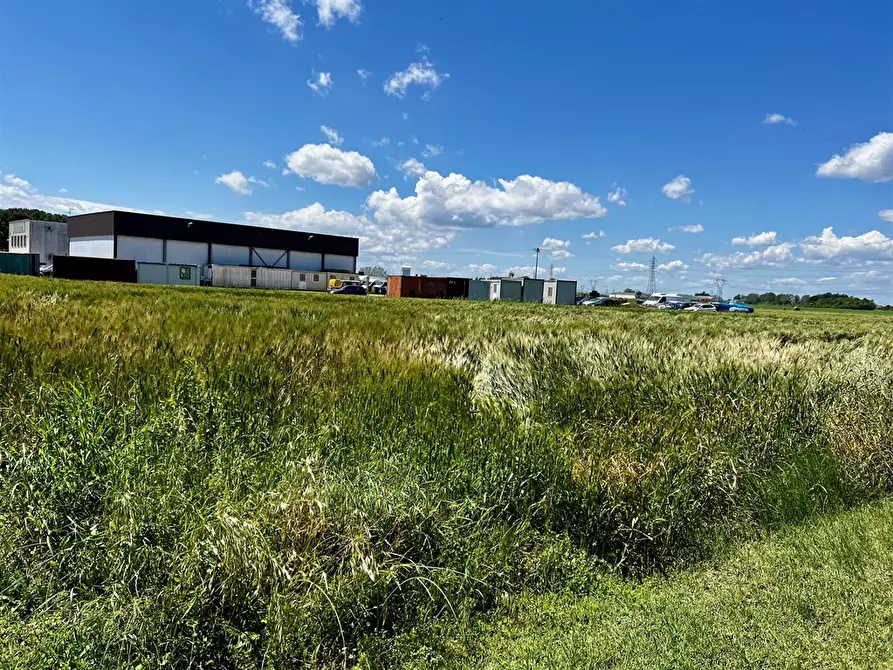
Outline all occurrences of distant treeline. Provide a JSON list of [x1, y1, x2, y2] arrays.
[[1, 209, 68, 251], [734, 291, 877, 310]]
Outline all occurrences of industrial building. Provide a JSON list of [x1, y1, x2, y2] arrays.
[[7, 219, 68, 264], [65, 211, 359, 289]]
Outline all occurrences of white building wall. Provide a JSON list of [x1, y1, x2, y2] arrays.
[[212, 244, 250, 266], [70, 235, 114, 258], [117, 235, 164, 263], [166, 240, 208, 265], [251, 247, 288, 268], [288, 251, 323, 271], [325, 254, 355, 272]]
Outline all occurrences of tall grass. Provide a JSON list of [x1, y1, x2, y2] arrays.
[[1, 276, 892, 667]]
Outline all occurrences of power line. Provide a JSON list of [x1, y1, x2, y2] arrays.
[[645, 255, 657, 295]]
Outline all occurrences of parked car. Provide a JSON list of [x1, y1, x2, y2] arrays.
[[39, 263, 53, 277], [330, 284, 367, 295], [685, 303, 717, 311], [728, 301, 755, 313], [657, 301, 685, 310], [582, 296, 623, 307]]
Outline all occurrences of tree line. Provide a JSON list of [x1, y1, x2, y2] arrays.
[[734, 291, 877, 310], [1, 209, 68, 251]]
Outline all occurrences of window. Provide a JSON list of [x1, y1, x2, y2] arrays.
[[548, 287, 553, 297], [299, 273, 306, 282], [313, 274, 319, 282], [179, 266, 192, 280]]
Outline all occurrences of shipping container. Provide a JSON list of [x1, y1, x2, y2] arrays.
[[0, 252, 40, 276], [497, 279, 523, 302], [543, 279, 578, 305], [468, 280, 491, 300], [387, 275, 470, 299], [137, 263, 201, 286], [520, 278, 545, 303], [54, 255, 137, 283]]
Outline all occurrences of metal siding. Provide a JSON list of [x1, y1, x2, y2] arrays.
[[288, 251, 323, 271], [468, 280, 490, 300], [255, 267, 293, 289], [166, 240, 208, 265], [211, 265, 253, 288], [325, 254, 355, 272], [556, 280, 577, 305], [499, 279, 523, 301], [166, 265, 200, 286], [251, 247, 288, 268], [66, 212, 115, 238], [0, 252, 40, 276], [521, 279, 545, 303], [137, 263, 169, 285], [117, 235, 164, 263], [69, 236, 114, 258], [542, 280, 557, 305], [212, 244, 250, 265]]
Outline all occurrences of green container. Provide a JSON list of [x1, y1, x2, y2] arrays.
[[0, 252, 40, 276]]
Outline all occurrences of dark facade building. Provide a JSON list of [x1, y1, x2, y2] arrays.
[[67, 211, 359, 273]]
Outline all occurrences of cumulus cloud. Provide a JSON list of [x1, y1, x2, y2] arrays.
[[614, 261, 649, 271], [263, 160, 277, 169], [367, 170, 607, 228], [774, 277, 806, 286], [469, 263, 497, 275], [59, 188, 69, 194], [420, 259, 452, 271], [657, 260, 688, 272], [398, 158, 427, 180], [799, 227, 893, 261], [582, 230, 607, 240], [0, 173, 145, 216], [315, 0, 361, 27], [763, 113, 797, 126], [245, 203, 454, 256], [670, 224, 704, 233], [551, 249, 574, 260], [307, 71, 333, 95], [215, 170, 253, 195], [878, 209, 893, 223], [372, 136, 390, 147], [505, 265, 565, 277], [607, 187, 627, 206], [662, 175, 695, 202], [817, 132, 893, 183], [612, 238, 675, 254], [284, 143, 376, 187], [320, 125, 344, 145], [540, 237, 570, 251], [732, 231, 778, 246], [701, 244, 794, 270], [384, 57, 449, 99], [421, 144, 443, 158], [249, 0, 302, 43]]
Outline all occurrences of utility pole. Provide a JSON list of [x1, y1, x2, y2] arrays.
[[549, 263, 555, 280], [645, 255, 657, 296], [533, 247, 542, 279], [713, 277, 727, 301]]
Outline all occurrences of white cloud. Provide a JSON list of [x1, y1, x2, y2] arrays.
[[284, 143, 376, 188], [403, 112, 409, 121], [372, 136, 390, 147], [662, 175, 695, 202], [469, 263, 497, 275], [607, 187, 627, 206], [59, 188, 68, 194], [732, 231, 778, 246], [384, 57, 449, 99], [421, 144, 443, 158], [357, 68, 372, 81], [250, 0, 302, 43], [816, 276, 837, 283], [263, 160, 277, 169], [657, 260, 688, 272], [799, 227, 893, 261], [540, 237, 570, 251], [314, 0, 361, 27], [701, 244, 794, 270], [245, 203, 454, 256], [670, 224, 704, 233], [307, 71, 333, 96], [185, 211, 214, 220], [505, 265, 565, 277], [215, 170, 253, 195], [612, 238, 675, 254], [366, 171, 607, 228], [878, 210, 893, 223], [420, 259, 452, 271], [0, 174, 146, 216], [816, 132, 893, 183], [582, 230, 606, 240], [320, 125, 344, 145], [614, 261, 649, 271], [247, 176, 271, 188], [774, 277, 806, 286], [398, 158, 427, 179], [551, 249, 574, 260], [412, 136, 419, 145], [763, 113, 796, 126]]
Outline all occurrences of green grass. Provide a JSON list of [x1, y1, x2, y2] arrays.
[[1, 275, 892, 668], [396, 500, 893, 669]]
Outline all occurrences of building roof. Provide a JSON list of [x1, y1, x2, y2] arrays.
[[68, 211, 359, 257]]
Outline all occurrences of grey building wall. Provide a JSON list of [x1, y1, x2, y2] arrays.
[[9, 220, 68, 264]]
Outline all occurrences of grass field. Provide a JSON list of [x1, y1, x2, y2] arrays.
[[1, 275, 892, 668]]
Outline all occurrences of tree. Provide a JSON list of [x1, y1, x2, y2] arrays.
[[358, 265, 388, 277], [1, 209, 67, 251], [695, 291, 711, 296]]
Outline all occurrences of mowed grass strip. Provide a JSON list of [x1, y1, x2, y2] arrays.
[[0, 275, 892, 668], [403, 499, 893, 669]]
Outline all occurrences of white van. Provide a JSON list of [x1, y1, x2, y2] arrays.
[[643, 293, 700, 307]]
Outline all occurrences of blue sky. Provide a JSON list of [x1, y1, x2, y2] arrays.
[[2, 0, 892, 299]]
